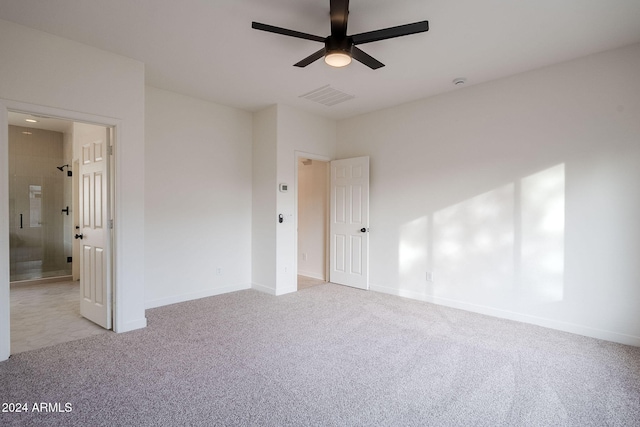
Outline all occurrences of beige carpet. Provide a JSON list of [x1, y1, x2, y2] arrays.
[[1, 283, 639, 426]]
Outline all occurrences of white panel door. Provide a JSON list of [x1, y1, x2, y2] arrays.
[[78, 129, 112, 329], [330, 156, 369, 290]]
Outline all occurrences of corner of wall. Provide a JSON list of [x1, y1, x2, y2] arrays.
[[0, 103, 9, 361]]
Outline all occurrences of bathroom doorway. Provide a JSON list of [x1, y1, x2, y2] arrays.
[[296, 155, 329, 290], [7, 111, 112, 353]]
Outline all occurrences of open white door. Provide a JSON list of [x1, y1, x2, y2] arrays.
[[330, 156, 370, 290], [78, 126, 112, 329]]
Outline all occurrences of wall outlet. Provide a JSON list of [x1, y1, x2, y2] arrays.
[[216, 267, 222, 276], [426, 271, 434, 282]]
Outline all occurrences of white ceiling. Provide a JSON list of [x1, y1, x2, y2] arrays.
[[2, 0, 640, 120]]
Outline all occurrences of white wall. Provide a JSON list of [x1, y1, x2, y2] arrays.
[[336, 43, 640, 345], [251, 104, 336, 295], [252, 106, 278, 294], [145, 87, 253, 307], [275, 105, 336, 295], [0, 19, 147, 360], [297, 158, 328, 280], [0, 104, 7, 361]]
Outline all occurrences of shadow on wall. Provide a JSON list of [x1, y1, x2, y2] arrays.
[[399, 164, 565, 308]]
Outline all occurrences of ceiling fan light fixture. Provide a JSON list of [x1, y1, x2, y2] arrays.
[[325, 51, 352, 67], [252, 0, 429, 70]]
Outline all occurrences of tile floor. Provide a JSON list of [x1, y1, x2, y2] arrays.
[[297, 275, 326, 290], [9, 276, 324, 354], [10, 279, 110, 354]]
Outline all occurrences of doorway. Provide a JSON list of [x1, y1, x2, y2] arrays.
[[295, 154, 371, 291], [296, 154, 329, 290], [6, 111, 113, 354]]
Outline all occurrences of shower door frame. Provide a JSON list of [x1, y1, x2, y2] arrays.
[[8, 126, 71, 282]]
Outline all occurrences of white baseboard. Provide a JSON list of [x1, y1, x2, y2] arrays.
[[115, 317, 148, 333], [145, 282, 251, 309], [297, 271, 325, 281], [370, 283, 640, 347], [251, 282, 276, 295], [251, 282, 297, 296], [275, 286, 296, 296]]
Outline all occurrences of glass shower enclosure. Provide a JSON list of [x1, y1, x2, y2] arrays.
[[8, 124, 73, 282]]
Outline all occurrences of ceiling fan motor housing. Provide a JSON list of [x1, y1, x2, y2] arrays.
[[325, 36, 353, 56], [252, 0, 429, 69]]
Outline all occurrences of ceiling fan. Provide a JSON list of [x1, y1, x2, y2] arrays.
[[252, 0, 429, 69]]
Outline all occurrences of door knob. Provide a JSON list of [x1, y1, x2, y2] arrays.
[[75, 234, 84, 240], [360, 227, 369, 233]]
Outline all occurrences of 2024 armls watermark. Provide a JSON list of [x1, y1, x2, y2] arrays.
[[2, 402, 73, 413]]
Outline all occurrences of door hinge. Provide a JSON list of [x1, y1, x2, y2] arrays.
[[109, 219, 114, 229], [107, 145, 113, 155]]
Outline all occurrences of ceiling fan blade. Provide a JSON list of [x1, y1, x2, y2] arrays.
[[351, 46, 385, 70], [294, 48, 326, 67], [330, 0, 349, 37], [252, 22, 325, 43], [352, 20, 429, 45]]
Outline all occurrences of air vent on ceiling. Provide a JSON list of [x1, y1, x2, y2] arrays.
[[299, 85, 355, 107]]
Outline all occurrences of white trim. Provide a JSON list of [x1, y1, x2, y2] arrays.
[[117, 318, 149, 333], [275, 286, 297, 296], [370, 283, 640, 347], [145, 282, 252, 309], [0, 99, 124, 361], [0, 103, 9, 361], [4, 99, 121, 129], [297, 271, 325, 281], [294, 151, 332, 162], [251, 282, 277, 295]]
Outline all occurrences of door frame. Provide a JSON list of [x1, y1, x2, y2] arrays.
[[294, 151, 331, 286], [0, 99, 119, 360]]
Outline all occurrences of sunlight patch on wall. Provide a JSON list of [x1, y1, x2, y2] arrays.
[[398, 216, 429, 291], [519, 164, 565, 302], [397, 163, 567, 308], [432, 184, 515, 303]]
